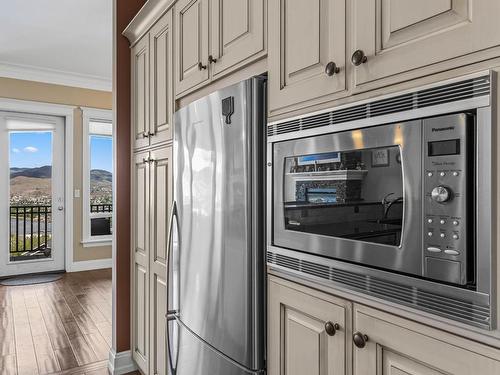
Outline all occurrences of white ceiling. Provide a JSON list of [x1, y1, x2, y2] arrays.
[[0, 0, 112, 91]]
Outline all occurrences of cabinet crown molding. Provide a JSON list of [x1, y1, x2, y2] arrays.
[[123, 0, 176, 46]]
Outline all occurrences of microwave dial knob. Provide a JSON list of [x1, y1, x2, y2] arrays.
[[431, 186, 452, 204]]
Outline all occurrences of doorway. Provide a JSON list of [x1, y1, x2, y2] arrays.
[[0, 111, 65, 276]]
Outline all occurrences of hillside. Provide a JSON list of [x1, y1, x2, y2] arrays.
[[9, 166, 112, 205], [10, 165, 52, 179], [90, 169, 112, 183]]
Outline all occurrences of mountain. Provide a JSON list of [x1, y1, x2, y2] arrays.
[[10, 165, 52, 178], [9, 166, 112, 183], [90, 169, 112, 183]]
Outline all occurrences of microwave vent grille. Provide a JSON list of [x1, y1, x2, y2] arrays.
[[267, 251, 491, 329], [267, 75, 490, 137]]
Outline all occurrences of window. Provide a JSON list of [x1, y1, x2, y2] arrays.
[[82, 108, 113, 246]]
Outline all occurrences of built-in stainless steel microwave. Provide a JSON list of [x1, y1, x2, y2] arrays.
[[267, 72, 495, 329]]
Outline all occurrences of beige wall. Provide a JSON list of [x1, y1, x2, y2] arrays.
[[0, 77, 113, 263]]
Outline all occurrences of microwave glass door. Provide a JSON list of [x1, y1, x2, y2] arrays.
[[273, 121, 423, 276], [283, 146, 404, 246]]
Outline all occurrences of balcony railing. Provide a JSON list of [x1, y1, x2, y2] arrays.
[[90, 203, 113, 213], [90, 203, 113, 236], [10, 205, 52, 260]]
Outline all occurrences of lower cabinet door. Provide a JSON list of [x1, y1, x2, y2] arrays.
[[268, 276, 350, 375], [132, 151, 151, 374], [353, 305, 500, 375], [149, 146, 173, 375]]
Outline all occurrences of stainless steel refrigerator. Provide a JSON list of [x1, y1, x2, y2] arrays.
[[167, 77, 266, 375]]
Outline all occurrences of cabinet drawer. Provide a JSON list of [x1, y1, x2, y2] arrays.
[[268, 277, 351, 375], [352, 0, 500, 90]]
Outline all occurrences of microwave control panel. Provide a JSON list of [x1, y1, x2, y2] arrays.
[[422, 113, 472, 286]]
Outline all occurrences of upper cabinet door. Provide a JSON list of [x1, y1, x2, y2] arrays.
[[175, 0, 210, 95], [268, 0, 346, 115], [210, 0, 266, 79], [132, 35, 150, 150], [352, 0, 500, 90], [149, 10, 173, 146]]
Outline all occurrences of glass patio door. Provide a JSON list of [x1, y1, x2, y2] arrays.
[[0, 112, 65, 276]]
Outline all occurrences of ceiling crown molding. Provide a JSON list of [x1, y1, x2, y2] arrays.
[[0, 61, 112, 92], [123, 0, 176, 46]]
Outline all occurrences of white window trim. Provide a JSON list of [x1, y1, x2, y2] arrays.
[[81, 107, 113, 246]]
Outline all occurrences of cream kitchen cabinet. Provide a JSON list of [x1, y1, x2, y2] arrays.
[[175, 0, 267, 96], [149, 147, 173, 375], [268, 0, 346, 115], [131, 9, 173, 150], [269, 276, 500, 375], [351, 0, 500, 91], [353, 304, 500, 375], [174, 0, 210, 94], [210, 0, 266, 79], [132, 37, 150, 150], [268, 277, 351, 375], [132, 151, 151, 373], [132, 147, 173, 375]]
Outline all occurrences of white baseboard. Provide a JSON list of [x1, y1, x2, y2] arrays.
[[67, 258, 112, 272], [108, 349, 138, 375]]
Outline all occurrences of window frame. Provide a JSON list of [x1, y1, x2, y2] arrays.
[[81, 107, 113, 246]]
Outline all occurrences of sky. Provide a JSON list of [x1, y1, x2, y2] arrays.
[[10, 131, 113, 172], [10, 131, 53, 168], [90, 135, 113, 172]]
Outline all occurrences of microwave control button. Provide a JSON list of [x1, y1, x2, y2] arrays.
[[452, 234, 459, 240], [440, 172, 446, 177], [427, 247, 441, 253], [453, 220, 459, 226], [440, 233, 446, 238], [431, 186, 451, 203], [440, 219, 446, 225], [444, 249, 459, 255]]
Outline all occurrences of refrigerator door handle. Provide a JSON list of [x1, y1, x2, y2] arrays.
[[166, 200, 179, 374]]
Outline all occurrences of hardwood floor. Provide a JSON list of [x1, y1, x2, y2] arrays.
[[0, 269, 134, 375]]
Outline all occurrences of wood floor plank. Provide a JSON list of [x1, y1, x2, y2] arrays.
[[95, 322, 112, 347], [69, 336, 98, 366], [84, 332, 110, 361], [54, 346, 80, 371], [32, 334, 61, 374], [0, 353, 17, 375]]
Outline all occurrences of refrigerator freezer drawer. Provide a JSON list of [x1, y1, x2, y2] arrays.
[[168, 318, 264, 375]]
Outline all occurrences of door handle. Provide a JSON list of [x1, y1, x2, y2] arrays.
[[166, 200, 179, 374], [57, 206, 64, 211]]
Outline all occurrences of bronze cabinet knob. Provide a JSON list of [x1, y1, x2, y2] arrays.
[[142, 131, 149, 138], [351, 50, 368, 66], [198, 62, 207, 70], [208, 55, 217, 64], [325, 61, 340, 76], [324, 321, 340, 336], [353, 331, 369, 348]]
